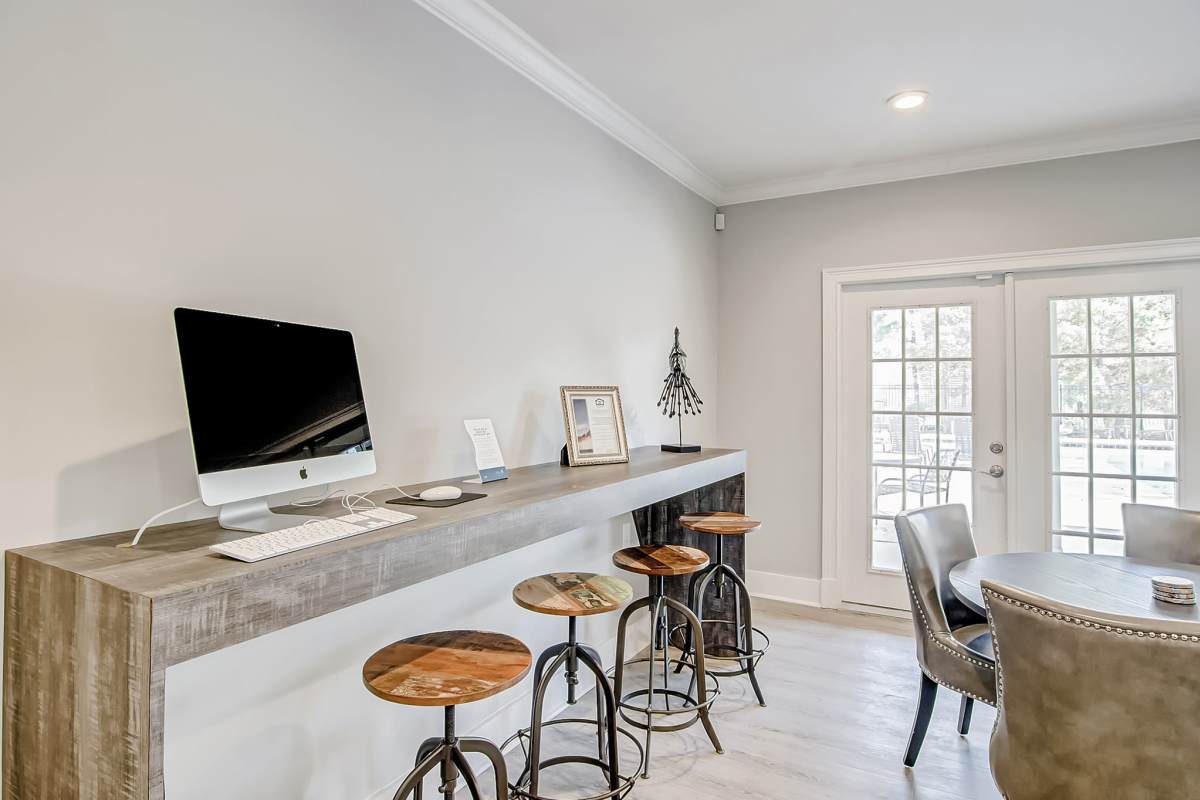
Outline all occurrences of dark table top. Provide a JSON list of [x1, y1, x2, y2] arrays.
[[949, 552, 1200, 623]]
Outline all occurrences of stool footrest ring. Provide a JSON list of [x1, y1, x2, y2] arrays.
[[503, 717, 643, 800]]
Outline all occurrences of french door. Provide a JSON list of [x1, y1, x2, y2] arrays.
[[1011, 264, 1200, 553], [837, 278, 1009, 610], [835, 260, 1200, 612]]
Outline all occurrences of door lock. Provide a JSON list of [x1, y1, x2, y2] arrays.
[[989, 441, 1005, 454]]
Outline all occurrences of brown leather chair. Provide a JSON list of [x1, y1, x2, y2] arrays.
[[983, 579, 1200, 800], [1123, 502, 1200, 564], [895, 504, 996, 767]]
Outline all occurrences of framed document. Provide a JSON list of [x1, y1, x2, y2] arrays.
[[560, 385, 630, 466]]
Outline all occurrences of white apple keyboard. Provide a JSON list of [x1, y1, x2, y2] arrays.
[[209, 507, 417, 562]]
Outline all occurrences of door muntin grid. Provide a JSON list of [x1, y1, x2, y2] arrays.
[[1049, 293, 1181, 555], [870, 304, 975, 572]]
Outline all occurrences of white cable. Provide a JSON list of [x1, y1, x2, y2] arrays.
[[120, 497, 204, 548]]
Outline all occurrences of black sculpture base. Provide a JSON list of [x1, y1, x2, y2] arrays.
[[661, 444, 701, 453]]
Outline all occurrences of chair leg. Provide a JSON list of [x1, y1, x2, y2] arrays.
[[411, 738, 442, 800], [449, 746, 485, 800], [903, 673, 938, 768], [958, 695, 974, 736], [459, 737, 508, 800], [393, 745, 447, 800], [664, 595, 723, 756], [725, 566, 767, 706]]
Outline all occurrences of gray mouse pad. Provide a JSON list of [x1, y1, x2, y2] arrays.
[[386, 492, 487, 508]]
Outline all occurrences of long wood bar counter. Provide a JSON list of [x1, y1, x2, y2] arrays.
[[3, 446, 746, 799]]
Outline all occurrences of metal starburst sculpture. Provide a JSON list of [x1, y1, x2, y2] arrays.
[[657, 327, 703, 452]]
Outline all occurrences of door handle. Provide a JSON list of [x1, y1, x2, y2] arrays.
[[978, 465, 1005, 478]]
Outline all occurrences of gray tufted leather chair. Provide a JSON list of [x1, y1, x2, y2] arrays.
[[983, 578, 1200, 800], [895, 504, 996, 767], [1123, 503, 1200, 564]]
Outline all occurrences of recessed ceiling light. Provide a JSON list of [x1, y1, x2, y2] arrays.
[[888, 90, 928, 111]]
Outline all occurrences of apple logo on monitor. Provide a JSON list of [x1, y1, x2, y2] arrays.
[[299, 467, 308, 480]]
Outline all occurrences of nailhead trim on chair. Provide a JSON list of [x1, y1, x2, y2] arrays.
[[897, 546, 996, 707], [981, 583, 1200, 800], [981, 587, 1200, 642]]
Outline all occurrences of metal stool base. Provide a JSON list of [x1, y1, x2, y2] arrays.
[[678, 548, 769, 706], [397, 706, 506, 800], [512, 616, 634, 799], [504, 718, 643, 800], [613, 578, 724, 777]]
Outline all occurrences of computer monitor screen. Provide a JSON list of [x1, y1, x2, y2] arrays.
[[174, 308, 373, 475]]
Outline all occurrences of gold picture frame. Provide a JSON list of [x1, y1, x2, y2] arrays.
[[560, 385, 630, 466]]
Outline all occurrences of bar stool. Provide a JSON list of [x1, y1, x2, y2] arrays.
[[675, 512, 769, 706], [363, 630, 531, 800], [507, 572, 643, 800], [611, 544, 723, 778]]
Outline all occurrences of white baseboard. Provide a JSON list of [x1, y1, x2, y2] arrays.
[[746, 569, 823, 607], [365, 625, 650, 800]]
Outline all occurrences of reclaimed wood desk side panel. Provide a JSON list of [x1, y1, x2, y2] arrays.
[[633, 473, 746, 647], [3, 552, 152, 800], [153, 451, 746, 666]]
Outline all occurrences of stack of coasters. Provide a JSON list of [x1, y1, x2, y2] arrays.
[[1151, 575, 1196, 605]]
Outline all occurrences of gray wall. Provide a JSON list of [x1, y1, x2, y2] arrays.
[[717, 140, 1200, 581], [0, 4, 716, 796], [0, 0, 720, 549]]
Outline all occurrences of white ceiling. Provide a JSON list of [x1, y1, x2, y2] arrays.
[[438, 0, 1200, 204]]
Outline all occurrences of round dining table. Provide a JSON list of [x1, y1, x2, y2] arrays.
[[949, 552, 1200, 623]]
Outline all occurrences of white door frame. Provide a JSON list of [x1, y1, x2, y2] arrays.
[[820, 237, 1200, 609]]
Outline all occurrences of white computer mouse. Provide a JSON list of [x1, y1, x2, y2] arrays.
[[419, 486, 463, 502]]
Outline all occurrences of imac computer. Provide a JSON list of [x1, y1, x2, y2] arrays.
[[174, 307, 377, 533]]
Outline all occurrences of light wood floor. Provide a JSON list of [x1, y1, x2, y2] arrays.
[[511, 600, 1001, 799]]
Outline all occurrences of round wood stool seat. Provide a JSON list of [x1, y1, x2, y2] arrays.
[[679, 511, 762, 536], [512, 572, 633, 617], [362, 630, 531, 707], [612, 544, 710, 576]]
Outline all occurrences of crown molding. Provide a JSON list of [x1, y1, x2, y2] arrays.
[[719, 117, 1200, 206], [416, 0, 1200, 209], [412, 0, 724, 204]]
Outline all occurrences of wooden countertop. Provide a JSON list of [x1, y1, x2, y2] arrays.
[[9, 446, 745, 666]]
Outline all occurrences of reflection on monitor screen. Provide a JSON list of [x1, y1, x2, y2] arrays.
[[174, 308, 373, 475]]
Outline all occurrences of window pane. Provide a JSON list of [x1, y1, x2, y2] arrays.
[[904, 468, 937, 509], [872, 362, 901, 411], [1051, 298, 1088, 355], [904, 307, 936, 358], [1092, 417, 1131, 476], [905, 414, 936, 465], [873, 466, 904, 516], [1094, 478, 1131, 535], [872, 519, 902, 572], [1094, 538, 1125, 557], [1133, 294, 1176, 353], [1135, 356, 1177, 415], [1053, 534, 1090, 554], [1136, 480, 1177, 508], [904, 362, 936, 411], [1092, 357, 1132, 414], [1136, 419, 1177, 478], [872, 309, 902, 359], [1052, 475, 1089, 532], [939, 361, 972, 413], [940, 416, 972, 467], [1051, 358, 1090, 413], [1090, 296, 1131, 353], [938, 305, 972, 358], [944, 469, 972, 518], [1052, 416, 1089, 473], [872, 414, 902, 463]]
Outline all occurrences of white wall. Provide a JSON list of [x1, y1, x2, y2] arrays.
[[717, 140, 1200, 587], [0, 1, 716, 797]]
